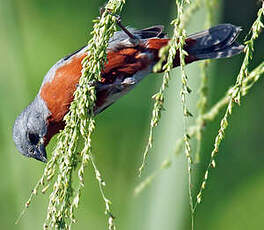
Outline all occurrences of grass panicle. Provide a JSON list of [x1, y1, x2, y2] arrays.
[[195, 1, 264, 207], [138, 0, 196, 227], [18, 1, 126, 229], [136, 1, 263, 228], [138, 0, 191, 177], [135, 0, 207, 186], [173, 1, 196, 228]]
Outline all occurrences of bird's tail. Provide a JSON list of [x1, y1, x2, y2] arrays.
[[185, 24, 244, 61], [146, 24, 244, 68]]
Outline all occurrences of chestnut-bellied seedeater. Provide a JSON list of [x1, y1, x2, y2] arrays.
[[12, 21, 243, 162]]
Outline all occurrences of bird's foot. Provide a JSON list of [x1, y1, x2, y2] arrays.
[[100, 7, 139, 46]]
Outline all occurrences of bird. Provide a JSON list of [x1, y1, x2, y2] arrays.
[[12, 22, 244, 163]]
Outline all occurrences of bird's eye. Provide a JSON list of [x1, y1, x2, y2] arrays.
[[28, 133, 39, 145]]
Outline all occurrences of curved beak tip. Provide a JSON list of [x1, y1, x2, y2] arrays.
[[39, 155, 47, 163], [35, 144, 47, 163]]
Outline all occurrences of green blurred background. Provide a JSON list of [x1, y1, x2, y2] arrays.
[[0, 0, 263, 229]]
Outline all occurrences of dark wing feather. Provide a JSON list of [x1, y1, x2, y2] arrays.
[[186, 24, 244, 60]]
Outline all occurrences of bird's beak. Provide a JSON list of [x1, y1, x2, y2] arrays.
[[35, 140, 47, 163]]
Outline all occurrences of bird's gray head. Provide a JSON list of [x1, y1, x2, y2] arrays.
[[12, 96, 49, 162]]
